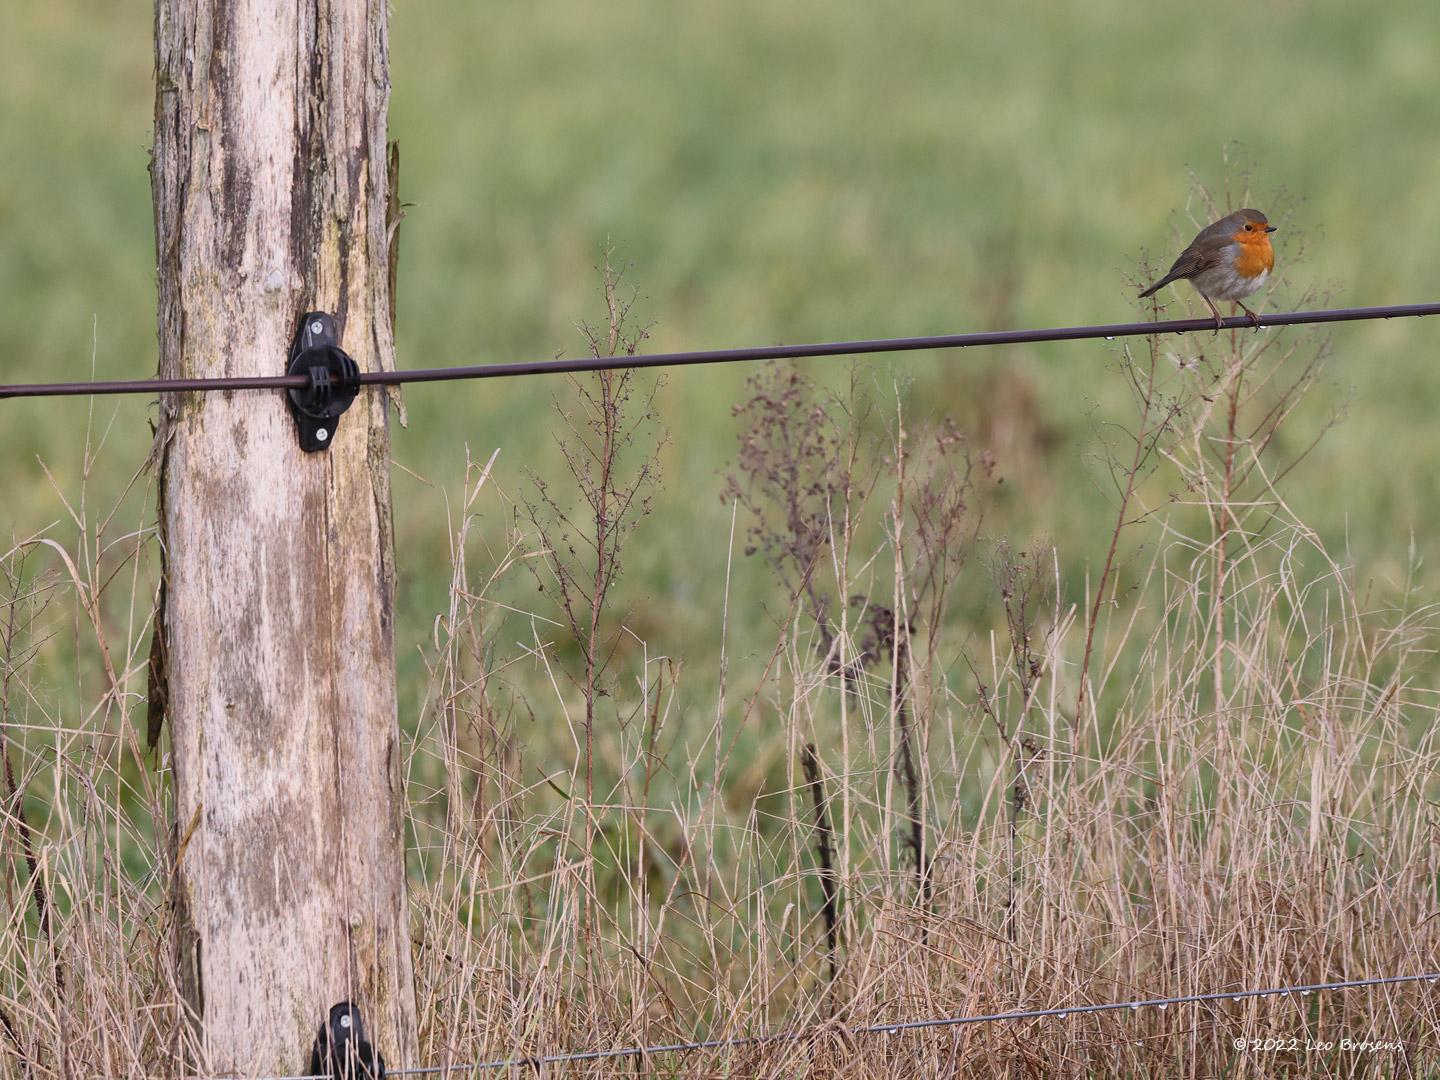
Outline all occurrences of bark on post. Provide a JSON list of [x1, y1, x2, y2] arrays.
[[150, 1, 415, 1073]]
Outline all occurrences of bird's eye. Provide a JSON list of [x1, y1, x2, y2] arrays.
[[1244, 224, 1253, 231]]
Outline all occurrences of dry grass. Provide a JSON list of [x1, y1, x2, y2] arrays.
[[2, 238, 1439, 1078]]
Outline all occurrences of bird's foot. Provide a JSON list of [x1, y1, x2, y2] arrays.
[[1238, 303, 1261, 331], [1205, 300, 1224, 335]]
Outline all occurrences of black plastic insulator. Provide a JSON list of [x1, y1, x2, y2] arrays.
[[287, 312, 361, 453], [310, 1001, 385, 1080]]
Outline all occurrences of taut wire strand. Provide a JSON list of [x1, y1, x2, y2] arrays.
[[246, 971, 1440, 1078], [3, 302, 1438, 400]]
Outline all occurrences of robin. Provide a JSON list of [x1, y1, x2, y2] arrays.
[[1138, 208, 1276, 330]]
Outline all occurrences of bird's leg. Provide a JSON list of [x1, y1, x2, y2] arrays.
[[1204, 295, 1223, 334], [1237, 300, 1261, 330]]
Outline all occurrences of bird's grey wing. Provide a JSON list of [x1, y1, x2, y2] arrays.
[[1139, 243, 1214, 296]]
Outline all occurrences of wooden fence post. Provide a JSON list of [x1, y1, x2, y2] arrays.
[[150, 0, 416, 1071]]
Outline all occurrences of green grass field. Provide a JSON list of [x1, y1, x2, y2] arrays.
[[5, 0, 1440, 635], [4, 2, 1440, 1072]]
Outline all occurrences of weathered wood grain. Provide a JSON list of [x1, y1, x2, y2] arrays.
[[151, 0, 415, 1072]]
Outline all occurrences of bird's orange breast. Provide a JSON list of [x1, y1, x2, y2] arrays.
[[1232, 233, 1275, 278]]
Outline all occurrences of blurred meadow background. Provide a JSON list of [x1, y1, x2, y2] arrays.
[[4, 0, 1440, 1073], [4, 0, 1440, 665]]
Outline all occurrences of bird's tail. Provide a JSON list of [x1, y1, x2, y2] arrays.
[[1137, 272, 1179, 299]]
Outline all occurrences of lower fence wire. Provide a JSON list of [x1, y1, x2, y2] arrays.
[[276, 971, 1440, 1077]]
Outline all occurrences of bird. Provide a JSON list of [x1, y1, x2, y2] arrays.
[[1138, 208, 1277, 330], [309, 1002, 385, 1080]]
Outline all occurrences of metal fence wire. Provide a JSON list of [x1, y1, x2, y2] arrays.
[[258, 972, 1440, 1078], [3, 302, 1438, 400]]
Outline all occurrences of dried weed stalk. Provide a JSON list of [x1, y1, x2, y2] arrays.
[[523, 249, 665, 941], [729, 367, 989, 948]]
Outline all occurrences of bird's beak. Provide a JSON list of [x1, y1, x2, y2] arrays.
[[1264, 225, 1277, 233]]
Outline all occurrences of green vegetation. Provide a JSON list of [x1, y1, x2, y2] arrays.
[[3, 0, 1440, 1073], [5, 0, 1440, 649]]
